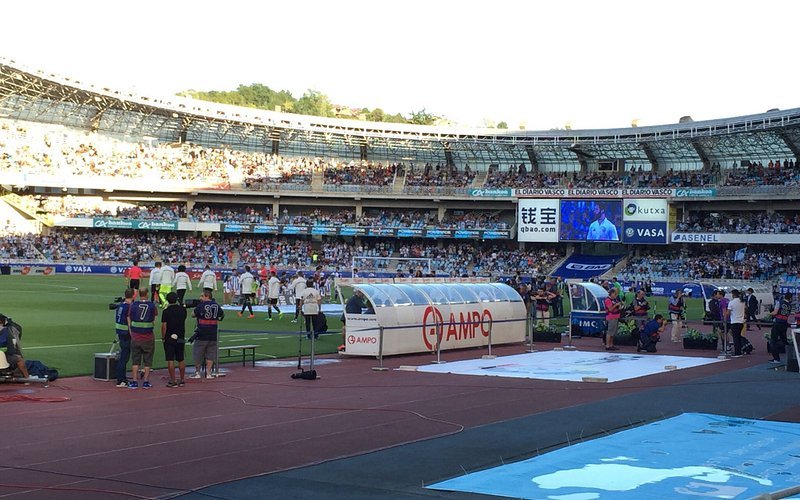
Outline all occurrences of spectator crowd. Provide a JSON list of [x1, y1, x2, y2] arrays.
[[17, 196, 513, 230], [675, 210, 800, 234], [0, 228, 563, 279], [3, 118, 800, 193], [622, 247, 800, 282]]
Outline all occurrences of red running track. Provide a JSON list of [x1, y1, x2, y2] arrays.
[[0, 339, 786, 499]]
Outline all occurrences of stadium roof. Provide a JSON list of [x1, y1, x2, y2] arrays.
[[1, 56, 799, 170]]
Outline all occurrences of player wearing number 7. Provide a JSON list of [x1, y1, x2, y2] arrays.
[[127, 288, 158, 389]]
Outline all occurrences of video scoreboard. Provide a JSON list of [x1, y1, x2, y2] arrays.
[[517, 198, 669, 244]]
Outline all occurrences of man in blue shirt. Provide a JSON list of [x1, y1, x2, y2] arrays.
[[128, 288, 158, 389], [638, 314, 666, 353], [113, 289, 134, 387]]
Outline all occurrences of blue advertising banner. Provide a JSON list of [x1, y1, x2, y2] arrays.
[[673, 188, 717, 198], [282, 225, 310, 235], [92, 218, 178, 230], [397, 228, 425, 238], [469, 188, 513, 197], [552, 254, 623, 279], [481, 230, 510, 239], [80, 218, 513, 240], [368, 227, 396, 237], [311, 226, 338, 236], [424, 229, 453, 239], [622, 221, 668, 244], [455, 229, 482, 239], [253, 224, 279, 234], [57, 264, 126, 275], [221, 223, 252, 233], [622, 281, 703, 298], [569, 310, 606, 336], [339, 226, 367, 237]]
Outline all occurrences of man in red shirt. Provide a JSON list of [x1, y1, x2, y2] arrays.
[[125, 260, 143, 296], [604, 287, 622, 351]]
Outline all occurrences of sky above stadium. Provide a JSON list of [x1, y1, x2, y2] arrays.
[[2, 0, 798, 131]]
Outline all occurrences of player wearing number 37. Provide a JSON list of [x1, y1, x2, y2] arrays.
[[191, 291, 224, 379]]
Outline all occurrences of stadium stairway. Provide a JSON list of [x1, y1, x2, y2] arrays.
[[471, 169, 488, 187], [392, 169, 406, 194], [604, 254, 630, 280], [0, 193, 47, 233], [311, 170, 324, 191], [546, 250, 572, 277]]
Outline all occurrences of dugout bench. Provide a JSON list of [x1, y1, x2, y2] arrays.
[[219, 344, 258, 367]]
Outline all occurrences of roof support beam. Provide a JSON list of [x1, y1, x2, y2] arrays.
[[690, 139, 711, 170], [639, 143, 660, 172], [568, 145, 593, 174], [776, 129, 800, 161], [524, 145, 540, 173], [178, 116, 190, 143]]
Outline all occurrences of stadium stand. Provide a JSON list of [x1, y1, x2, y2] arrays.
[[675, 210, 800, 234], [1, 57, 800, 285], [621, 247, 800, 282]]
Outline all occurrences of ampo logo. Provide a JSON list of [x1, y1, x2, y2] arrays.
[[625, 227, 635, 237], [624, 203, 637, 216]]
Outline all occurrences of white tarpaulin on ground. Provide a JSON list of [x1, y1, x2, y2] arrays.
[[415, 350, 723, 383]]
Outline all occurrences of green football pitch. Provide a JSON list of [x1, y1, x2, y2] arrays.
[[0, 274, 344, 377], [0, 274, 708, 378]]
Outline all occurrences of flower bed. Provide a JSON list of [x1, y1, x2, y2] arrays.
[[683, 327, 718, 350], [534, 331, 562, 343], [613, 320, 640, 346], [533, 323, 562, 343], [683, 337, 718, 350]]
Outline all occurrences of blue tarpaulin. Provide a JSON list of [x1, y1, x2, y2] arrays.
[[428, 413, 800, 499]]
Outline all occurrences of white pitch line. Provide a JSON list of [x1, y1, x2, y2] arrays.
[[25, 342, 111, 350], [3, 283, 81, 292], [2, 287, 80, 294]]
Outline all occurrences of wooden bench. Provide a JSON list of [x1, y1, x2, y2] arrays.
[[219, 344, 259, 367]]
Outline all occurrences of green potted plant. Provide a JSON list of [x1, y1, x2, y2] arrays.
[[683, 327, 718, 350], [533, 321, 562, 342], [613, 319, 639, 346]]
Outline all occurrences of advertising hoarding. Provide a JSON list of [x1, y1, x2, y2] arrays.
[[518, 199, 559, 242]]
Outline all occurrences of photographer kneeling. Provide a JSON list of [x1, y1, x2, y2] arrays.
[[190, 291, 224, 379], [0, 314, 29, 378], [638, 314, 666, 353]]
